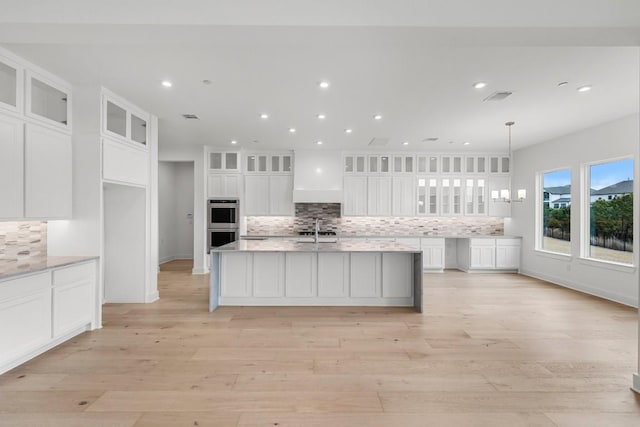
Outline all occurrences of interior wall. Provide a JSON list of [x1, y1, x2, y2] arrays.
[[159, 161, 194, 263], [507, 114, 640, 307]]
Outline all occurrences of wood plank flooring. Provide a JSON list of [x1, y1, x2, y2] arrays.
[[0, 259, 638, 426]]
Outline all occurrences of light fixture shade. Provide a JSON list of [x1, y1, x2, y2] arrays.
[[517, 189, 527, 200], [500, 189, 510, 199]]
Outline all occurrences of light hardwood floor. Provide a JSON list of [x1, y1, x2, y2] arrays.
[[0, 259, 638, 426]]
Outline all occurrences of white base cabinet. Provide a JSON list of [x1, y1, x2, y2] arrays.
[[421, 238, 445, 271], [457, 238, 520, 272], [0, 260, 97, 374]]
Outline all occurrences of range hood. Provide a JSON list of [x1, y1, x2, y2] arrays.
[[293, 150, 343, 203]]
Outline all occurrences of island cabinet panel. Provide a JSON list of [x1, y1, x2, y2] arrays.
[[382, 253, 413, 298], [285, 253, 318, 297], [0, 272, 52, 369], [350, 253, 381, 297], [221, 253, 253, 297], [317, 253, 350, 297], [252, 253, 285, 297], [52, 262, 96, 339]]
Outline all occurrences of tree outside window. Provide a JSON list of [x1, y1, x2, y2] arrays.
[[542, 169, 571, 254]]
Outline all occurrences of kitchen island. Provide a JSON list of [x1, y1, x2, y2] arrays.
[[210, 240, 422, 312]]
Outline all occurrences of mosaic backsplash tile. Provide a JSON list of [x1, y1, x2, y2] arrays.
[[247, 203, 504, 236], [0, 222, 48, 261]]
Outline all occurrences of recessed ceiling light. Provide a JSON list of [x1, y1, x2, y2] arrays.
[[402, 141, 409, 146], [557, 81, 569, 87], [289, 128, 296, 133], [317, 114, 326, 120], [161, 80, 173, 88], [319, 81, 330, 89], [577, 85, 592, 92], [463, 142, 470, 146], [345, 128, 353, 134], [373, 114, 383, 120], [260, 113, 269, 119], [230, 140, 237, 145], [316, 140, 323, 145], [473, 82, 487, 89]]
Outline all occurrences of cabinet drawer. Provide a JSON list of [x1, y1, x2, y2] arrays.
[[496, 238, 521, 247], [469, 238, 496, 246], [0, 272, 50, 302], [53, 261, 96, 287]]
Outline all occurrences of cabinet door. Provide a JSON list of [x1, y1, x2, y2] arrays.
[[382, 253, 413, 298], [417, 177, 439, 216], [0, 273, 52, 368], [224, 152, 240, 172], [285, 253, 317, 297], [207, 174, 224, 198], [24, 123, 72, 219], [0, 115, 24, 219], [245, 175, 269, 215], [221, 253, 253, 297], [441, 178, 462, 216], [350, 253, 381, 297], [102, 138, 149, 186], [269, 175, 294, 215], [422, 246, 445, 270], [343, 176, 367, 216], [470, 246, 495, 269], [496, 240, 520, 270], [223, 175, 241, 198], [367, 176, 391, 216], [253, 253, 285, 297], [27, 71, 71, 130], [392, 177, 415, 216], [0, 55, 23, 113], [209, 152, 223, 171], [52, 262, 95, 338], [318, 253, 350, 297]]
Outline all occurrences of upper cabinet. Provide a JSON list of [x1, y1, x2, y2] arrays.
[[245, 152, 292, 174], [489, 155, 510, 174], [26, 72, 71, 131], [417, 155, 439, 174], [102, 93, 149, 148], [208, 151, 241, 173], [0, 54, 23, 115]]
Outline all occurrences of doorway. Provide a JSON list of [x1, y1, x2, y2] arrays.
[[159, 161, 195, 270]]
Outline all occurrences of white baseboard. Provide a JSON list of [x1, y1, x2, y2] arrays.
[[159, 255, 194, 265], [146, 290, 159, 303], [519, 268, 637, 307], [192, 267, 209, 275]]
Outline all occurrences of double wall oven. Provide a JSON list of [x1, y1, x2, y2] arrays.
[[208, 199, 239, 251]]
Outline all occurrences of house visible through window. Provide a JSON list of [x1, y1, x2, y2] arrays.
[[588, 158, 634, 265], [542, 169, 571, 255]]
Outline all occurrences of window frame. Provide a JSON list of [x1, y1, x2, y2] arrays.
[[535, 166, 573, 257], [581, 155, 635, 267]]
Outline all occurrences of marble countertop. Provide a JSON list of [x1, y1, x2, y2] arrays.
[[0, 256, 98, 281], [213, 240, 422, 253]]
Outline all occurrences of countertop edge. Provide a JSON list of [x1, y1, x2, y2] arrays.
[[0, 256, 99, 282]]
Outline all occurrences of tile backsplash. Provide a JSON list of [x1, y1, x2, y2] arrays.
[[247, 203, 504, 236], [0, 222, 48, 260]]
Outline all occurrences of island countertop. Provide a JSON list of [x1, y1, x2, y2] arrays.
[[213, 240, 422, 253]]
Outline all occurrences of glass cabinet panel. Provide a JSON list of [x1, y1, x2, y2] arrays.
[[0, 61, 17, 107], [417, 156, 427, 173], [283, 155, 292, 172], [465, 179, 475, 214], [429, 156, 438, 173], [394, 156, 403, 173], [490, 157, 499, 173], [210, 152, 223, 170], [502, 157, 510, 173], [442, 178, 451, 214], [417, 178, 427, 215], [477, 179, 486, 214], [477, 157, 486, 173], [345, 156, 354, 173], [380, 156, 390, 173], [106, 101, 127, 137], [453, 156, 462, 173], [405, 156, 414, 173], [247, 155, 256, 172], [466, 157, 474, 173], [31, 77, 68, 125], [453, 179, 462, 214], [442, 157, 451, 173], [271, 156, 280, 172], [131, 114, 147, 145], [369, 156, 378, 173], [226, 152, 239, 170], [257, 155, 267, 172], [428, 178, 438, 214], [356, 156, 366, 173]]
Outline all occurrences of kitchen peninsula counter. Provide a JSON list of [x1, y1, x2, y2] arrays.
[[210, 241, 422, 312]]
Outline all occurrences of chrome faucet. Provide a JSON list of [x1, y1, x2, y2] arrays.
[[314, 218, 320, 243]]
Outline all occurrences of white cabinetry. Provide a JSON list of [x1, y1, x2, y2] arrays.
[[367, 176, 392, 216], [0, 273, 51, 370], [392, 176, 415, 216], [343, 176, 367, 215], [0, 114, 24, 219], [102, 138, 149, 186], [495, 239, 521, 270], [318, 253, 350, 297], [252, 253, 284, 297], [464, 178, 487, 216], [220, 253, 252, 297], [244, 175, 270, 215], [350, 253, 381, 297], [208, 174, 242, 198], [52, 262, 96, 338], [417, 177, 439, 216], [102, 94, 148, 148], [24, 123, 72, 219], [470, 240, 496, 269], [0, 53, 23, 114], [285, 253, 317, 297], [26, 70, 72, 132], [269, 175, 294, 215], [208, 151, 241, 173], [421, 238, 445, 271], [382, 253, 413, 298]]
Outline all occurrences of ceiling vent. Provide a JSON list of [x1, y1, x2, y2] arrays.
[[483, 91, 513, 102], [182, 114, 200, 120], [368, 137, 389, 147], [422, 137, 439, 142]]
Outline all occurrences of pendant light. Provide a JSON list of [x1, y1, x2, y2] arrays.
[[491, 121, 526, 203]]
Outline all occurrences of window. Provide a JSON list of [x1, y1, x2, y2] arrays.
[[541, 169, 571, 255], [588, 158, 634, 265]]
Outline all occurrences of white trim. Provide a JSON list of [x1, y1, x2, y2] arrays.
[[534, 249, 572, 261], [192, 267, 210, 275], [578, 256, 635, 273], [219, 296, 413, 306], [159, 255, 194, 264], [520, 268, 637, 308], [632, 373, 640, 394], [146, 290, 159, 303]]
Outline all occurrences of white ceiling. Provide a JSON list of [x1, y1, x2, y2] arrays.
[[1, 1, 639, 152]]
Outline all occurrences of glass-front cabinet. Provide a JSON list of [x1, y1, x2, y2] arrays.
[[26, 71, 71, 130], [344, 154, 366, 174], [209, 151, 241, 172], [465, 156, 487, 174], [246, 152, 292, 174], [417, 177, 440, 216], [0, 54, 22, 113], [441, 178, 462, 215], [464, 178, 487, 215], [102, 93, 149, 147], [489, 155, 510, 174]]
